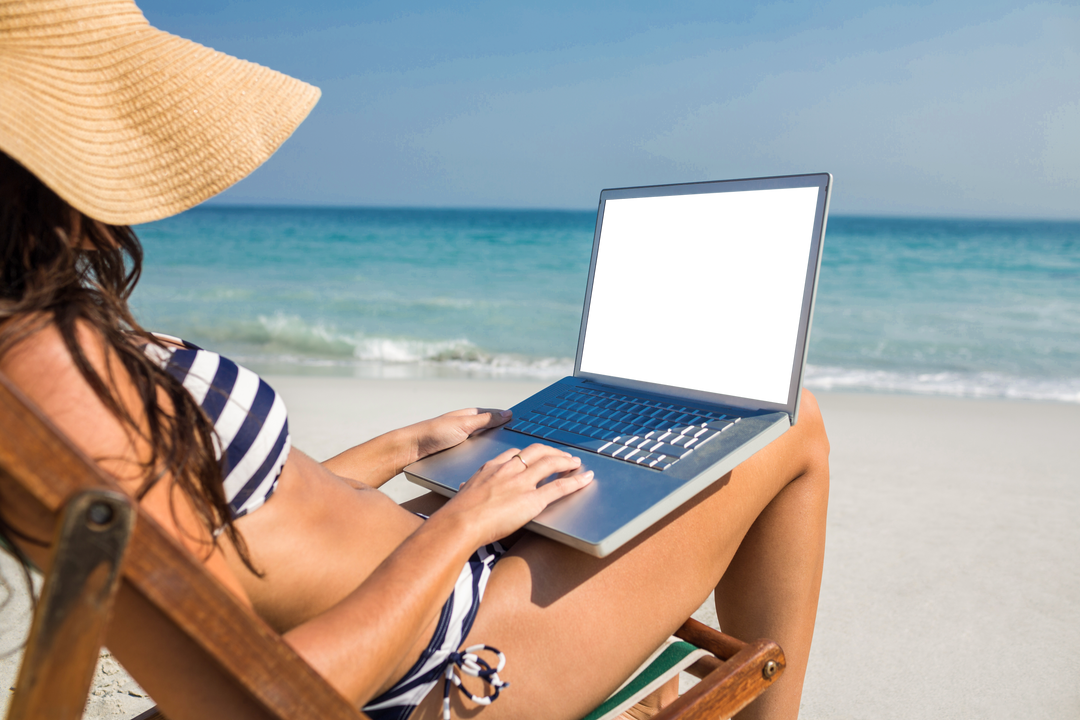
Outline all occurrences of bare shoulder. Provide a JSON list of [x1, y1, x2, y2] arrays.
[[1, 313, 77, 376], [1, 316, 142, 477]]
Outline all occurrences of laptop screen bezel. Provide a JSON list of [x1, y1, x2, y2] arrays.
[[573, 172, 832, 422]]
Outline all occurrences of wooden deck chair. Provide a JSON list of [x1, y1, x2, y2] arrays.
[[0, 369, 785, 720]]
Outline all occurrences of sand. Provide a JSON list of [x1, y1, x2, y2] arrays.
[[2, 378, 1078, 718]]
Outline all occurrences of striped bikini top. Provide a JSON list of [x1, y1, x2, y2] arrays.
[[144, 335, 291, 519]]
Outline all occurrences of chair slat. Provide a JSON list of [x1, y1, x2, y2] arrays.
[[7, 491, 134, 720], [673, 618, 746, 661]]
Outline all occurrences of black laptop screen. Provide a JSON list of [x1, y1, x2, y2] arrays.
[[578, 183, 822, 406]]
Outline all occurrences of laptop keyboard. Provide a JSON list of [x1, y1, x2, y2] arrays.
[[506, 386, 740, 471]]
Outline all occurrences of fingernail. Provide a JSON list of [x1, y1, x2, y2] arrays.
[[500, 409, 512, 418], [582, 471, 594, 481]]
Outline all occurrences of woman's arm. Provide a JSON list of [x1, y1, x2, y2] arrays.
[[283, 443, 590, 704], [321, 408, 512, 489]]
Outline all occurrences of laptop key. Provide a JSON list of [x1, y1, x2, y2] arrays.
[[523, 428, 613, 454], [650, 443, 690, 458], [704, 419, 736, 431], [635, 452, 660, 465]]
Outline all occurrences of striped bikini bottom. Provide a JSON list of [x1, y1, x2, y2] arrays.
[[363, 542, 508, 720]]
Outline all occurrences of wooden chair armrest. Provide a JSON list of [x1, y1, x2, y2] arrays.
[[651, 619, 786, 720]]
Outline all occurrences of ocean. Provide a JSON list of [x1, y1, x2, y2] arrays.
[[132, 207, 1080, 403]]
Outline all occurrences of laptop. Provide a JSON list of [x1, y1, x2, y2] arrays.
[[405, 173, 832, 556]]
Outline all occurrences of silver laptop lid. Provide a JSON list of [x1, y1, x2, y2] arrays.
[[574, 173, 831, 420]]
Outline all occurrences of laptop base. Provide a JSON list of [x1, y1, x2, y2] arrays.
[[405, 377, 791, 557]]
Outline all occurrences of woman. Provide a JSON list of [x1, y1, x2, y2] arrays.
[[0, 2, 830, 719]]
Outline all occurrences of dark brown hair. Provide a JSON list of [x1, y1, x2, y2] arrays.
[[0, 151, 257, 572]]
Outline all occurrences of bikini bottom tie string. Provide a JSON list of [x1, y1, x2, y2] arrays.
[[443, 644, 509, 720]]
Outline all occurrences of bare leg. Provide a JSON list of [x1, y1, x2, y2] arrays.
[[409, 390, 829, 720], [716, 391, 829, 718]]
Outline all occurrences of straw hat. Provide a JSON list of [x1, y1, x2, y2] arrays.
[[0, 0, 320, 224]]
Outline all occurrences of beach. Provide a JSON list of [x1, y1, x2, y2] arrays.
[[2, 379, 1078, 718]]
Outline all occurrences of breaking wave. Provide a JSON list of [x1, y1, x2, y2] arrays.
[[804, 365, 1080, 403], [191, 313, 574, 379]]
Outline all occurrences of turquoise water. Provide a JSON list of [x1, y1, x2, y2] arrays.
[[133, 207, 1080, 402], [806, 217, 1080, 401]]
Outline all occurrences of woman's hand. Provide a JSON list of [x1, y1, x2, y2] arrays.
[[439, 444, 594, 547], [322, 408, 512, 490], [411, 407, 513, 461]]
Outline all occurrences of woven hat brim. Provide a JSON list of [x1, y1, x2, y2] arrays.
[[0, 2, 320, 225]]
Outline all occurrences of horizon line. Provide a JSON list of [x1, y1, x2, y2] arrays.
[[194, 201, 1080, 225]]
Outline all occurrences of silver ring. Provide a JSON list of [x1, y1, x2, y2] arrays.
[[513, 454, 528, 470]]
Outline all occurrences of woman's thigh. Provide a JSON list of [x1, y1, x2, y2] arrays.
[[410, 390, 828, 720]]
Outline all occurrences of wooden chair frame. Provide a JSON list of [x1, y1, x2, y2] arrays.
[[0, 370, 785, 720]]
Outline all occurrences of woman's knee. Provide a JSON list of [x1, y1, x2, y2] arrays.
[[797, 389, 830, 462], [789, 389, 830, 515]]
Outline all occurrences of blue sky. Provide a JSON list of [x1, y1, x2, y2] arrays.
[[143, 1, 1080, 218]]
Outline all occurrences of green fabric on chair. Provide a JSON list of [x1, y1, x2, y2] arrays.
[[580, 639, 709, 720]]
